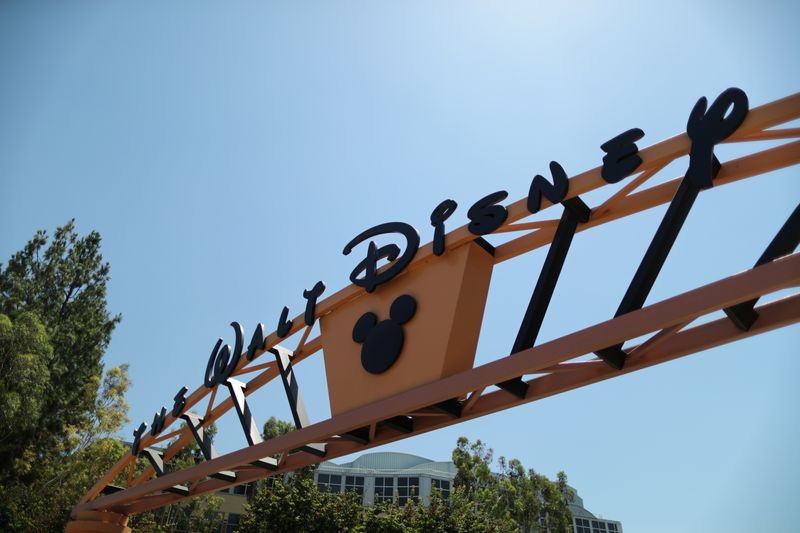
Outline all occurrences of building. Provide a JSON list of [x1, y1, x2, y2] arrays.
[[218, 451, 623, 533], [314, 451, 455, 505], [216, 483, 250, 533], [566, 488, 624, 533]]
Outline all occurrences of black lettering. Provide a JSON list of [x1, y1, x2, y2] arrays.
[[149, 406, 168, 437], [724, 203, 800, 330], [686, 88, 749, 190], [601, 128, 644, 184], [498, 197, 591, 398], [594, 88, 749, 369], [343, 222, 420, 293], [276, 307, 293, 338], [527, 161, 569, 214], [131, 421, 147, 456], [302, 281, 326, 327], [272, 345, 327, 456], [204, 322, 244, 388], [141, 448, 190, 495], [225, 377, 279, 470], [171, 386, 189, 417], [430, 199, 458, 256], [226, 378, 264, 447], [246, 323, 266, 361], [181, 412, 237, 482], [468, 191, 508, 235]]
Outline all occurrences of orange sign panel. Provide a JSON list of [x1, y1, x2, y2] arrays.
[[321, 240, 494, 415]]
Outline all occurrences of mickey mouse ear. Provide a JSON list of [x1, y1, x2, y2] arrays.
[[389, 294, 417, 325], [352, 312, 377, 343]]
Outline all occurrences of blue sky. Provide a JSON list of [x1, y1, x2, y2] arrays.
[[1, 1, 798, 531]]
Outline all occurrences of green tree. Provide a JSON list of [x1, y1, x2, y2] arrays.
[[262, 415, 296, 440], [446, 487, 518, 533], [0, 363, 131, 531], [452, 437, 497, 496], [453, 436, 572, 532], [0, 219, 121, 470], [451, 437, 515, 527], [361, 500, 409, 533], [239, 417, 365, 532], [0, 221, 129, 532], [239, 474, 363, 533], [0, 312, 53, 476], [240, 432, 564, 532]]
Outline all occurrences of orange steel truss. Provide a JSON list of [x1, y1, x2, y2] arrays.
[[72, 92, 800, 521]]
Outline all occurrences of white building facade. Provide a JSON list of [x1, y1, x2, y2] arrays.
[[218, 451, 623, 532], [314, 451, 623, 532], [314, 451, 455, 506]]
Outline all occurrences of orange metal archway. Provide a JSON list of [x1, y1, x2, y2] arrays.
[[69, 91, 800, 532]]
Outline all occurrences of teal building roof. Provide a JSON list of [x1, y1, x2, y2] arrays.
[[319, 451, 457, 477]]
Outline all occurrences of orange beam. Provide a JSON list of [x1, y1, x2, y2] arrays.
[[113, 292, 800, 515], [74, 253, 800, 513]]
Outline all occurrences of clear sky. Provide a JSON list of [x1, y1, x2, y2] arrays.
[[1, 1, 798, 531]]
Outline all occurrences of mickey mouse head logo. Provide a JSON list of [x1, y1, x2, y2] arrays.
[[352, 294, 417, 374]]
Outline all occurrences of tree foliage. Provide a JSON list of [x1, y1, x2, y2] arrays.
[[240, 435, 572, 532], [0, 221, 129, 532], [453, 436, 572, 532], [0, 312, 53, 476], [240, 473, 363, 533], [0, 361, 131, 531], [0, 219, 122, 465], [262, 416, 297, 441]]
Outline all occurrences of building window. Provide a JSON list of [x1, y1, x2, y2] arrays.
[[575, 517, 591, 533], [233, 483, 248, 495], [397, 477, 419, 505], [223, 513, 240, 533], [345, 475, 365, 497], [374, 476, 394, 503], [430, 478, 450, 499], [591, 520, 608, 533], [607, 524, 619, 532], [317, 473, 342, 493]]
